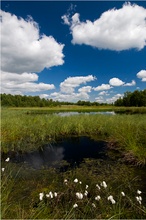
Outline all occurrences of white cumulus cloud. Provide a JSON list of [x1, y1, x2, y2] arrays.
[[106, 93, 124, 103], [109, 77, 125, 86], [78, 86, 92, 93], [93, 84, 112, 91], [39, 94, 50, 99], [60, 75, 96, 93], [62, 2, 146, 51], [50, 91, 90, 102], [1, 9, 64, 95], [43, 75, 95, 102], [1, 71, 55, 94], [124, 80, 136, 86], [1, 9, 65, 74], [137, 70, 146, 82], [98, 91, 109, 96], [1, 71, 39, 83], [95, 96, 105, 103]]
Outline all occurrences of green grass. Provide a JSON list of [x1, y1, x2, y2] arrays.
[[1, 108, 146, 165]]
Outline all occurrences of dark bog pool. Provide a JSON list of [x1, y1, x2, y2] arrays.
[[3, 136, 108, 169], [2, 136, 146, 206]]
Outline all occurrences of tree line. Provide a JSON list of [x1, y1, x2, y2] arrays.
[[0, 94, 62, 107], [0, 93, 109, 107], [114, 89, 146, 107], [1, 89, 146, 107]]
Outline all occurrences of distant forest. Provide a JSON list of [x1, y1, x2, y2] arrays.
[[1, 89, 146, 107]]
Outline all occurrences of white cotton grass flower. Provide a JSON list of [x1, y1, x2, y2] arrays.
[[79, 181, 82, 184], [95, 195, 101, 201], [111, 199, 116, 204], [76, 192, 83, 199], [64, 179, 68, 185], [73, 203, 78, 208], [136, 196, 142, 205], [137, 190, 142, 194], [108, 195, 116, 204], [46, 191, 54, 198], [101, 181, 107, 188], [84, 190, 88, 196], [92, 203, 96, 208], [96, 184, 101, 190], [54, 192, 57, 197], [2, 168, 5, 172], [39, 192, 44, 201], [5, 157, 10, 162], [49, 191, 53, 198], [121, 191, 125, 197], [74, 178, 78, 183], [85, 185, 89, 189], [108, 195, 113, 201]]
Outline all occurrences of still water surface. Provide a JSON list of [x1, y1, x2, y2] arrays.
[[6, 136, 107, 169], [53, 111, 116, 116]]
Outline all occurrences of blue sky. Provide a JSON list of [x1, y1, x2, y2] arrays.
[[1, 1, 146, 103]]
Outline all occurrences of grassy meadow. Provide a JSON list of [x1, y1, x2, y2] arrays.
[[1, 106, 146, 219]]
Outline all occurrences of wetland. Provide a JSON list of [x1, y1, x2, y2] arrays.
[[1, 107, 146, 219]]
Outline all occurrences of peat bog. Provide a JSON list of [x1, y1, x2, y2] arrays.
[[1, 107, 146, 219]]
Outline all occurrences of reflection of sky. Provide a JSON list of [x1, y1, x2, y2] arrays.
[[96, 111, 116, 115], [24, 146, 64, 169], [55, 111, 116, 117], [8, 137, 107, 169]]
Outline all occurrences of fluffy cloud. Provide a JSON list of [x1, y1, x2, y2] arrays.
[[61, 14, 70, 25], [50, 91, 90, 102], [106, 94, 124, 103], [124, 80, 136, 86], [62, 2, 146, 51], [93, 84, 112, 91], [95, 93, 123, 103], [1, 9, 64, 95], [1, 71, 39, 83], [98, 91, 109, 96], [95, 92, 123, 103], [109, 77, 136, 87], [1, 71, 55, 94], [1, 10, 64, 74], [39, 94, 50, 99], [109, 78, 125, 86], [60, 75, 96, 93], [78, 86, 92, 93], [40, 75, 95, 102], [137, 70, 146, 82], [95, 96, 105, 103]]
